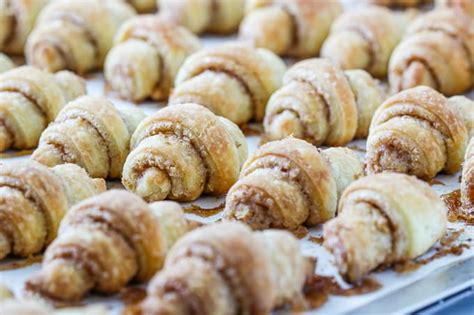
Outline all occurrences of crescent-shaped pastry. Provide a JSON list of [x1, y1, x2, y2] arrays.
[[32, 96, 145, 179], [138, 222, 312, 314], [25, 0, 136, 74], [123, 103, 248, 202], [159, 0, 245, 34], [0, 160, 105, 260], [0, 66, 85, 152], [366, 86, 468, 179], [169, 43, 286, 125], [462, 138, 474, 215], [224, 138, 363, 230], [25, 190, 191, 302], [324, 172, 447, 282], [264, 58, 385, 146], [0, 0, 48, 55], [321, 6, 415, 78], [105, 15, 200, 102], [239, 0, 342, 57], [388, 9, 473, 95]]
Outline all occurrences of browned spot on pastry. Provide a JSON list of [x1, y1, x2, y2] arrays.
[[308, 235, 324, 245], [426, 178, 445, 186], [441, 189, 474, 224], [0, 254, 43, 271], [183, 202, 225, 218], [291, 225, 309, 239], [120, 287, 147, 305]]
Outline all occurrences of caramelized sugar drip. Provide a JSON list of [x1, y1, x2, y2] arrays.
[[240, 123, 263, 136], [0, 149, 33, 158], [308, 235, 324, 245], [0, 255, 43, 271], [120, 287, 147, 305], [426, 178, 445, 186], [291, 225, 309, 239], [441, 189, 474, 224], [392, 228, 471, 273], [183, 202, 225, 218], [289, 275, 382, 311]]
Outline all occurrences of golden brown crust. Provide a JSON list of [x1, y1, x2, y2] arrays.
[[224, 138, 363, 229], [127, 0, 157, 13], [324, 172, 447, 282], [239, 0, 342, 58], [321, 6, 415, 78], [0, 0, 48, 55], [25, 190, 189, 302], [0, 160, 104, 260], [264, 58, 384, 146], [0, 66, 85, 152], [366, 86, 468, 179], [32, 96, 145, 179], [139, 222, 308, 314], [105, 15, 200, 102], [123, 103, 248, 202], [159, 0, 245, 34], [389, 9, 474, 95], [25, 0, 136, 74], [170, 43, 286, 125]]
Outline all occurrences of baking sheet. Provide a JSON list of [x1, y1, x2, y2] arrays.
[[1, 33, 474, 315]]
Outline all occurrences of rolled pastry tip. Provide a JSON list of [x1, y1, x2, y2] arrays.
[[25, 190, 190, 302], [388, 9, 473, 95], [32, 96, 145, 179], [25, 0, 135, 74], [320, 6, 416, 78], [461, 138, 474, 215], [263, 58, 384, 146], [366, 86, 468, 179], [436, 0, 474, 16], [0, 0, 48, 55], [105, 15, 200, 102], [224, 138, 363, 230], [324, 172, 447, 283], [139, 222, 312, 314], [0, 53, 15, 74], [123, 103, 248, 202], [159, 0, 245, 34], [0, 66, 85, 152], [239, 0, 342, 57], [169, 43, 286, 125], [0, 160, 105, 260]]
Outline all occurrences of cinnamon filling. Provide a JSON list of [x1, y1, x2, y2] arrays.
[[402, 58, 441, 91]]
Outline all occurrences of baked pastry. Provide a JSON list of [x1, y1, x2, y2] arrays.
[[0, 53, 14, 74], [26, 190, 191, 302], [264, 58, 385, 146], [239, 0, 342, 57], [123, 103, 248, 202], [366, 86, 468, 180], [159, 0, 245, 34], [324, 172, 447, 282], [448, 96, 474, 139], [127, 0, 157, 12], [436, 0, 474, 16], [138, 221, 312, 314], [359, 0, 431, 6], [461, 138, 474, 215], [224, 138, 363, 230], [32, 96, 145, 179], [105, 15, 200, 102], [321, 6, 415, 78], [0, 160, 106, 260], [25, 0, 136, 74], [0, 66, 86, 152], [0, 0, 48, 55], [389, 9, 473, 95], [169, 43, 286, 125]]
